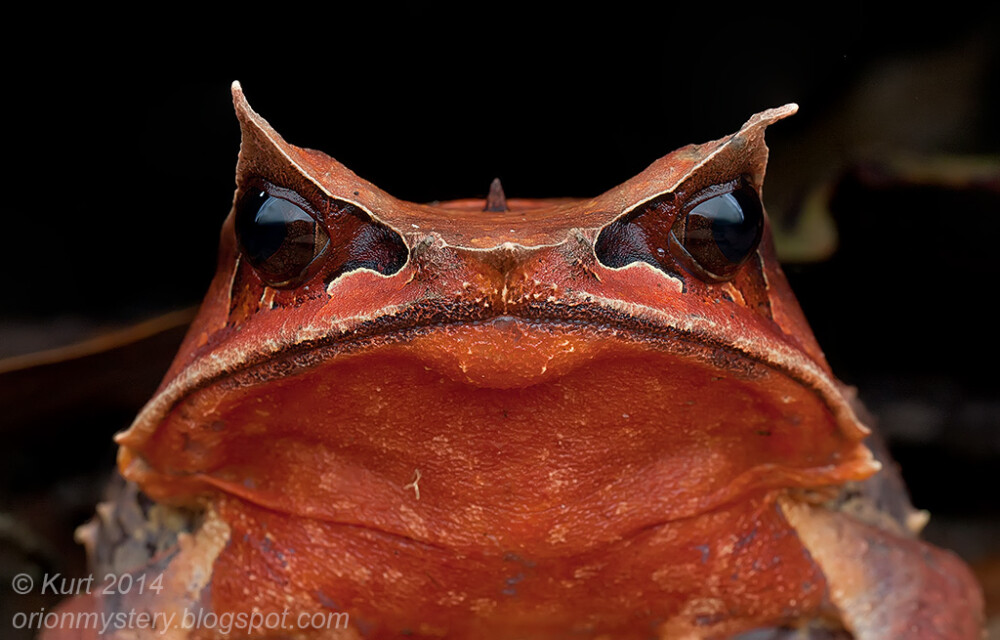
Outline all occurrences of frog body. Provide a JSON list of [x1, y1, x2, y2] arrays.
[[45, 83, 983, 640]]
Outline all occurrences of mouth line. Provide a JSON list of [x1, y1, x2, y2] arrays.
[[194, 308, 764, 405], [118, 299, 868, 450], [222, 303, 761, 380]]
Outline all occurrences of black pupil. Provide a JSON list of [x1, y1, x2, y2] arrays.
[[235, 190, 324, 284], [241, 194, 281, 261], [689, 189, 761, 264]]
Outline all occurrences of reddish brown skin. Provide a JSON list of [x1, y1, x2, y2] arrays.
[[47, 84, 983, 639]]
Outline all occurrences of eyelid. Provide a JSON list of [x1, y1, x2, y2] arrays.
[[681, 177, 747, 212], [241, 178, 326, 224]]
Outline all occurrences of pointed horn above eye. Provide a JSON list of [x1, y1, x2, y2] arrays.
[[747, 103, 799, 128], [231, 80, 287, 155], [228, 81, 401, 225], [231, 79, 335, 195], [596, 103, 800, 218], [231, 79, 248, 118]]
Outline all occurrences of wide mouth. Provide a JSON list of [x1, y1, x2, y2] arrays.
[[115, 314, 877, 554], [118, 302, 867, 451]]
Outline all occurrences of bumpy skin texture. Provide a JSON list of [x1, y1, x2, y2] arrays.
[[47, 84, 983, 639]]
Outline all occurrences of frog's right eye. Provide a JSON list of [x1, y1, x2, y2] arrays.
[[667, 182, 764, 281], [235, 189, 330, 287]]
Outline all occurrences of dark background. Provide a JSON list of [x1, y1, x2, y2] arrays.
[[2, 7, 999, 636]]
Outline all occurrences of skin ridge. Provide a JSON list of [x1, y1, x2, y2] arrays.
[[201, 475, 785, 553], [132, 297, 845, 436], [197, 476, 814, 561]]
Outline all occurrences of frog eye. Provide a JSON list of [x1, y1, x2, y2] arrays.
[[668, 183, 764, 280], [235, 189, 330, 286]]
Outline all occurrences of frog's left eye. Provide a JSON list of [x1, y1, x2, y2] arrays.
[[668, 183, 764, 280], [235, 190, 330, 286]]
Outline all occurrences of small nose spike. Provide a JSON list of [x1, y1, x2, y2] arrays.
[[484, 177, 509, 212]]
